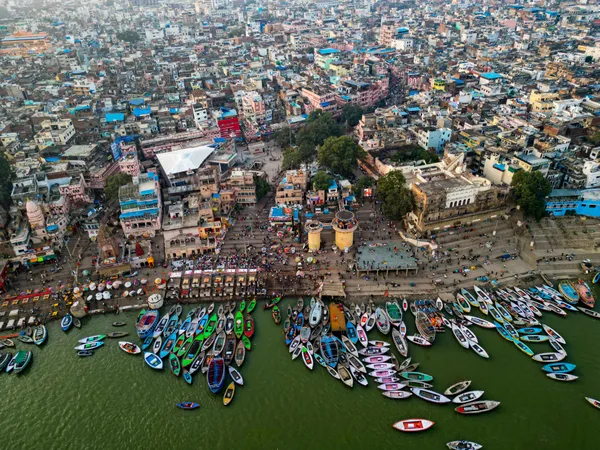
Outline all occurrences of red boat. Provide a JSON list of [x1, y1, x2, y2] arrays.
[[392, 419, 434, 432], [244, 314, 255, 338]]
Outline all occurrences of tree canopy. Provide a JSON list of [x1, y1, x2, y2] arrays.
[[352, 176, 374, 199], [0, 153, 13, 210], [116, 30, 141, 44], [106, 173, 133, 201], [282, 148, 302, 170], [511, 170, 552, 221], [340, 104, 364, 128], [377, 171, 414, 220], [390, 146, 440, 164], [296, 110, 342, 163], [273, 127, 294, 148], [317, 136, 366, 177], [312, 171, 333, 191], [254, 175, 271, 200]]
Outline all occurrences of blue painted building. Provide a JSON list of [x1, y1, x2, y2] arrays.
[[545, 189, 600, 218]]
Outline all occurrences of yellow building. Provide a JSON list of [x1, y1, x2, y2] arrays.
[[306, 221, 323, 251], [433, 79, 446, 91], [331, 210, 358, 250]]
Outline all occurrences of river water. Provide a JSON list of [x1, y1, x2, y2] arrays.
[[1, 299, 599, 450]]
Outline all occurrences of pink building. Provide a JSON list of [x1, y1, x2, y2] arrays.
[[118, 144, 141, 178], [87, 161, 121, 190], [58, 173, 92, 205], [119, 172, 162, 238], [301, 88, 339, 116]]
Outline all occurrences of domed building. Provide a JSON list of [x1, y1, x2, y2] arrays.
[[26, 199, 47, 239]]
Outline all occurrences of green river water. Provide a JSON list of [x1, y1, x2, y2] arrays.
[[1, 299, 600, 450]]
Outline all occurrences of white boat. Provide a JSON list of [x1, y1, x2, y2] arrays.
[[547, 373, 578, 382], [468, 341, 489, 359], [463, 315, 495, 329], [301, 347, 313, 370], [118, 341, 141, 355], [362, 355, 391, 364], [447, 441, 482, 450], [368, 340, 390, 347], [393, 419, 434, 432], [435, 298, 443, 310], [391, 328, 408, 357], [288, 335, 301, 353], [365, 313, 376, 332], [451, 323, 470, 349], [366, 363, 395, 370], [444, 380, 472, 396], [369, 368, 396, 378], [402, 299, 408, 312], [406, 335, 432, 346], [398, 357, 412, 372], [350, 366, 368, 386], [460, 325, 477, 343], [375, 308, 391, 335], [378, 383, 404, 391], [347, 354, 366, 374], [327, 366, 340, 380], [291, 346, 302, 360], [309, 302, 322, 327], [399, 321, 407, 337], [452, 390, 485, 404], [337, 365, 354, 387], [411, 387, 451, 404], [358, 346, 389, 356], [542, 324, 566, 344], [356, 324, 368, 348], [532, 352, 566, 363], [382, 390, 412, 400], [549, 338, 566, 354]]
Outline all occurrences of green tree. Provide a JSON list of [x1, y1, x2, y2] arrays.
[[340, 103, 364, 128], [352, 176, 374, 199], [511, 170, 552, 221], [116, 30, 141, 44], [282, 148, 302, 170], [390, 146, 440, 164], [312, 171, 333, 191], [273, 127, 294, 148], [105, 173, 133, 201], [0, 153, 13, 209], [589, 131, 600, 146], [228, 27, 244, 38], [254, 175, 271, 200], [296, 110, 342, 163], [377, 171, 414, 220], [317, 136, 366, 177]]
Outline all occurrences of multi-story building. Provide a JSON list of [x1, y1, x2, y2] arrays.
[[119, 172, 163, 238], [34, 119, 76, 150]]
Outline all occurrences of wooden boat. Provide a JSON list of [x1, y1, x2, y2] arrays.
[[228, 366, 244, 386], [401, 371, 433, 382], [32, 325, 47, 346], [61, 314, 73, 332], [367, 362, 395, 370], [326, 366, 340, 380], [577, 306, 600, 319], [108, 331, 129, 339], [141, 336, 153, 351], [341, 335, 358, 357], [451, 323, 469, 349], [301, 346, 314, 370], [402, 299, 408, 312], [169, 353, 181, 376], [398, 357, 412, 372], [247, 298, 256, 313], [378, 382, 404, 391], [72, 317, 82, 329], [461, 289, 479, 307], [460, 325, 477, 343], [411, 387, 451, 404], [224, 313, 235, 335], [177, 335, 194, 358], [456, 294, 471, 313], [504, 322, 519, 340], [17, 334, 34, 344], [201, 333, 217, 352], [77, 351, 93, 357], [345, 321, 358, 345], [74, 341, 104, 351], [391, 329, 408, 357], [176, 402, 199, 410], [363, 355, 391, 364], [455, 400, 500, 414], [337, 365, 353, 387], [594, 273, 600, 284], [223, 336, 236, 366], [382, 390, 412, 400], [179, 316, 192, 336], [375, 307, 391, 334], [585, 397, 600, 409], [119, 341, 141, 355], [495, 302, 513, 322], [182, 338, 202, 367], [406, 335, 432, 346], [547, 373, 578, 382], [375, 376, 400, 383], [545, 302, 568, 317], [401, 380, 432, 389], [0, 339, 14, 348], [521, 335, 549, 343], [223, 381, 235, 406], [514, 340, 534, 356], [309, 302, 323, 327], [453, 390, 485, 404], [356, 325, 368, 348], [239, 300, 246, 312], [204, 313, 218, 338], [207, 357, 226, 393], [549, 338, 566, 355], [212, 331, 226, 356], [385, 301, 402, 326], [392, 419, 434, 433], [244, 314, 255, 339], [164, 314, 179, 337], [542, 362, 576, 373], [469, 341, 489, 359], [13, 350, 32, 373], [299, 326, 311, 344], [365, 313, 376, 332], [369, 369, 396, 378], [78, 335, 106, 344], [241, 335, 252, 351], [272, 306, 281, 325], [368, 340, 390, 347], [320, 335, 338, 367], [136, 310, 159, 339], [494, 322, 514, 342], [189, 352, 206, 375], [557, 281, 579, 304], [444, 380, 471, 396], [447, 441, 482, 450], [159, 332, 177, 359], [542, 324, 566, 344], [173, 333, 187, 354], [399, 321, 407, 337], [144, 352, 163, 370], [464, 315, 495, 329], [0, 352, 12, 371]]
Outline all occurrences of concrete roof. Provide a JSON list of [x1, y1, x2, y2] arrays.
[[156, 145, 216, 176]]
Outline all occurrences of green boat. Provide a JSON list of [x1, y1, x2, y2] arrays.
[[247, 298, 256, 313], [234, 311, 244, 339], [241, 334, 252, 351], [400, 371, 433, 382], [182, 336, 204, 367], [173, 333, 186, 354], [13, 350, 32, 374], [169, 353, 181, 376], [177, 335, 194, 358], [203, 313, 218, 338], [239, 300, 246, 312]]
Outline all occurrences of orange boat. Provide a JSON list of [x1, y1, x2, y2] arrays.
[[575, 280, 595, 308]]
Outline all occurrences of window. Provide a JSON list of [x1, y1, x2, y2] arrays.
[[590, 205, 597, 209]]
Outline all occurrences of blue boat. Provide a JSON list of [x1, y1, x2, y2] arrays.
[[179, 316, 192, 335], [176, 402, 199, 410], [183, 370, 193, 385], [518, 327, 542, 335], [319, 335, 338, 368], [60, 314, 73, 332], [207, 357, 225, 393], [558, 281, 579, 305], [513, 339, 534, 356], [494, 321, 514, 342], [542, 362, 576, 374], [136, 310, 159, 339], [332, 335, 346, 353], [165, 314, 180, 337], [346, 321, 358, 344], [284, 327, 296, 346], [144, 352, 163, 370], [141, 335, 154, 351], [195, 315, 208, 336], [461, 289, 480, 307], [295, 312, 305, 330], [160, 332, 178, 359], [593, 272, 600, 284]]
